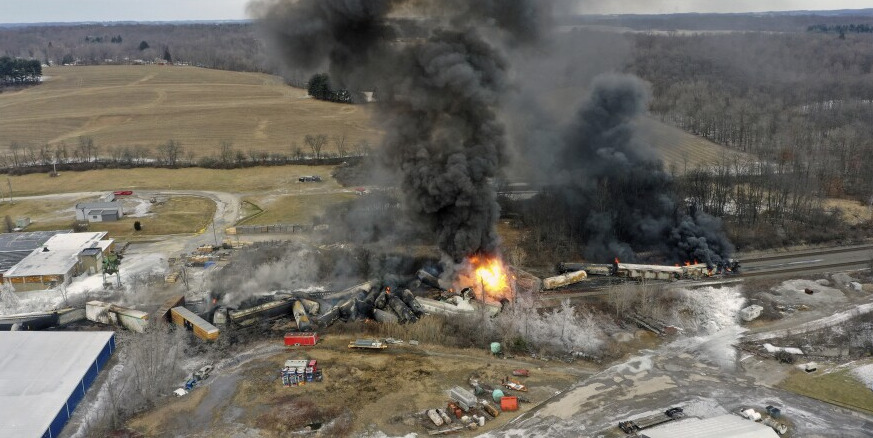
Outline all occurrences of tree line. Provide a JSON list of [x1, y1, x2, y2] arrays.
[[306, 73, 366, 104], [808, 23, 873, 34], [0, 136, 370, 175], [0, 56, 41, 87]]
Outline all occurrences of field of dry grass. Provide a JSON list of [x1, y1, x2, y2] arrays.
[[242, 192, 357, 225], [0, 65, 381, 156], [9, 195, 216, 238], [3, 166, 341, 196]]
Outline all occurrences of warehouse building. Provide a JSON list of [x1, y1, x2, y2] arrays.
[[641, 414, 779, 438], [74, 201, 123, 222], [0, 331, 115, 438], [0, 230, 72, 278], [3, 232, 113, 292]]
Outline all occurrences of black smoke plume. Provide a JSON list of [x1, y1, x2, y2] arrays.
[[544, 74, 734, 265], [253, 0, 549, 262]]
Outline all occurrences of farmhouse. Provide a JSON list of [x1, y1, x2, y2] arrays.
[[74, 201, 123, 222], [3, 232, 113, 292]]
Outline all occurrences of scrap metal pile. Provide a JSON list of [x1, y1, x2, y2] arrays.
[[413, 373, 532, 435]]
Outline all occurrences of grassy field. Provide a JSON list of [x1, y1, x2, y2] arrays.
[[241, 192, 357, 225], [4, 165, 341, 196], [0, 65, 381, 156], [779, 365, 873, 415], [11, 195, 216, 238]]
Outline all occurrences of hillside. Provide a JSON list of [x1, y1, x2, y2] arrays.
[[0, 65, 381, 157]]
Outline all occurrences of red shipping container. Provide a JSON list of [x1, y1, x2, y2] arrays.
[[284, 332, 319, 346], [500, 396, 518, 411]]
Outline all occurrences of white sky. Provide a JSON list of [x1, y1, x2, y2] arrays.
[[0, 0, 870, 24]]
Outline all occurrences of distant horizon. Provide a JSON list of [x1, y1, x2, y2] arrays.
[[1, 0, 873, 25], [2, 7, 873, 27]]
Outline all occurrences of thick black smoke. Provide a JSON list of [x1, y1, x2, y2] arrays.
[[545, 74, 734, 265], [254, 0, 549, 262]]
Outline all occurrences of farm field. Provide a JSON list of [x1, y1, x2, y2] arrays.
[[1, 165, 341, 196], [0, 65, 381, 157]]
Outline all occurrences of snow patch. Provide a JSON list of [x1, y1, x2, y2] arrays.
[[852, 364, 873, 389], [763, 343, 804, 355], [125, 198, 153, 218]]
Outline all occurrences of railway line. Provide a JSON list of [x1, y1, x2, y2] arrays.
[[534, 244, 872, 305]]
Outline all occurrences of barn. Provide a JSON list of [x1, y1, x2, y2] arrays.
[[0, 331, 115, 438]]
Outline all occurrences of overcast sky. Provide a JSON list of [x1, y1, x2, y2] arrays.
[[0, 0, 871, 24]]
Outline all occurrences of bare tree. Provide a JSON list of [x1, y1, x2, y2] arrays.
[[333, 133, 347, 157], [304, 134, 328, 160], [157, 139, 183, 167], [219, 140, 234, 168]]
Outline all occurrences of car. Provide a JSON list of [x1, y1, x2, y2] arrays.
[[184, 378, 197, 390], [113, 190, 133, 196], [298, 175, 322, 183], [173, 388, 188, 397], [194, 364, 214, 380]]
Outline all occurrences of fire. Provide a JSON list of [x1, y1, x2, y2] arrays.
[[455, 254, 511, 302]]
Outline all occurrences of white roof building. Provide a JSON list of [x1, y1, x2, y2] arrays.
[[3, 232, 112, 292], [0, 331, 116, 438], [642, 415, 779, 438]]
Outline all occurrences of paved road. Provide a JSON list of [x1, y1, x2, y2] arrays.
[[739, 244, 873, 278]]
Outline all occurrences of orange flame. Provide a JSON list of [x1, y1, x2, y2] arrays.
[[455, 254, 511, 302]]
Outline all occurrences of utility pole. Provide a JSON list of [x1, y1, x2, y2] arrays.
[[211, 219, 219, 247]]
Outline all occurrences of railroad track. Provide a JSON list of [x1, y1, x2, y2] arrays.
[[739, 244, 873, 263], [739, 260, 871, 278]]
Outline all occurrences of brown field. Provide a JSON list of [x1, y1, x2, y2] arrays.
[[242, 192, 358, 226], [0, 66, 745, 175], [4, 195, 216, 238], [126, 333, 588, 437], [639, 117, 752, 172], [3, 166, 340, 197], [0, 65, 381, 156]]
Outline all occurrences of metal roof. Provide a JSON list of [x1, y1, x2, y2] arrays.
[[642, 415, 779, 438], [0, 231, 72, 273], [4, 232, 109, 278], [0, 331, 115, 438], [74, 202, 118, 210]]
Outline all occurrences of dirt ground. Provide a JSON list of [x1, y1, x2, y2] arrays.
[[126, 335, 593, 437]]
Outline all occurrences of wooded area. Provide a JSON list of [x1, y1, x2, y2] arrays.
[[0, 56, 40, 87]]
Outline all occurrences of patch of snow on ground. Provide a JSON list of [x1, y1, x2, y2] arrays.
[[667, 285, 747, 370], [770, 279, 848, 306], [852, 364, 873, 389], [763, 343, 803, 355], [611, 354, 654, 375], [126, 198, 153, 217]]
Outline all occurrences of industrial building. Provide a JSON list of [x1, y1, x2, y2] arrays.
[[3, 232, 113, 292], [641, 414, 780, 438], [0, 331, 115, 438], [74, 201, 123, 222], [0, 231, 71, 278]]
